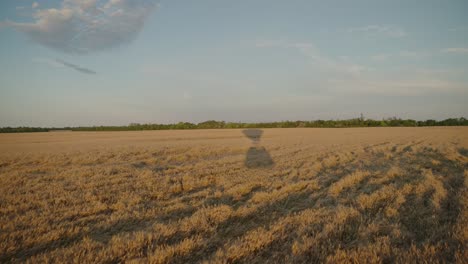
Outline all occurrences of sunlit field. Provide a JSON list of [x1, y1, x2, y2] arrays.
[[0, 127, 467, 263]]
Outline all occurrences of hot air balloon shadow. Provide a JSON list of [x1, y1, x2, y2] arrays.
[[243, 129, 274, 169]]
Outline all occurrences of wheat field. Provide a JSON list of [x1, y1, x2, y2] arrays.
[[0, 127, 467, 263]]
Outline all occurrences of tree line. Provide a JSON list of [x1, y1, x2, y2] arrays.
[[1, 117, 467, 133]]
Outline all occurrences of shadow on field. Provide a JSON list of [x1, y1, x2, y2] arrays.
[[243, 129, 274, 169]]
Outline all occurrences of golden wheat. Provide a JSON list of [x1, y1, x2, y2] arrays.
[[0, 127, 467, 263]]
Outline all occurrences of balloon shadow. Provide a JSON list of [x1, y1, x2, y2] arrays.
[[243, 129, 274, 169]]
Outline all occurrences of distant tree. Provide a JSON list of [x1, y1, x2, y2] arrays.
[[197, 120, 225, 129], [2, 116, 467, 133]]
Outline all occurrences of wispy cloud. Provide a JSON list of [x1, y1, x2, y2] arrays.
[[55, 59, 96, 74], [6, 0, 159, 54], [255, 40, 465, 96], [348, 25, 407, 38], [371, 51, 430, 61], [32, 57, 65, 68], [255, 40, 288, 48], [183, 91, 192, 100], [328, 78, 465, 96], [448, 27, 468, 32], [32, 57, 96, 74], [255, 39, 369, 78], [442, 48, 468, 54], [370, 54, 390, 61], [255, 40, 314, 50]]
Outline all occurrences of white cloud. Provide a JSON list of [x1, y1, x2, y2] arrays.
[[348, 25, 407, 38], [442, 48, 468, 54], [7, 0, 158, 54]]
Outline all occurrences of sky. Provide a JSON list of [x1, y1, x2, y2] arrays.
[[0, 0, 467, 127]]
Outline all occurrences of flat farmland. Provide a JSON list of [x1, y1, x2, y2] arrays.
[[0, 127, 467, 263]]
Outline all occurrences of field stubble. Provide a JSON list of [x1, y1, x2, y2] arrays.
[[0, 127, 467, 263]]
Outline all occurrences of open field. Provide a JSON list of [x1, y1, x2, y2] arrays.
[[0, 127, 467, 263]]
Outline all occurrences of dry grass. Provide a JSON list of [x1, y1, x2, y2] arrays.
[[329, 170, 371, 197], [0, 127, 467, 263]]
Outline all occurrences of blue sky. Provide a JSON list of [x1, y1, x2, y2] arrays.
[[0, 0, 467, 127]]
